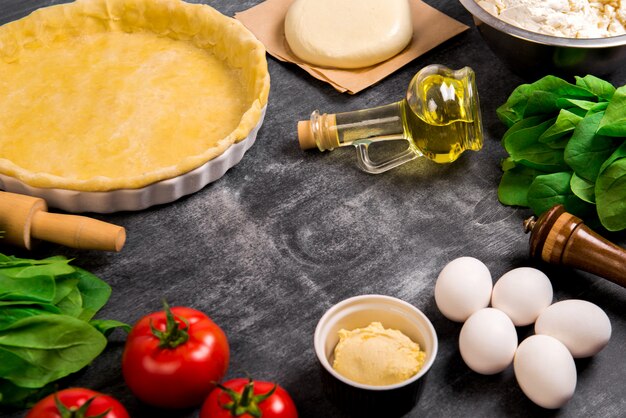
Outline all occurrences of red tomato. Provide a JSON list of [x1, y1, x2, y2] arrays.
[[25, 388, 129, 418], [122, 302, 229, 408], [200, 378, 298, 418]]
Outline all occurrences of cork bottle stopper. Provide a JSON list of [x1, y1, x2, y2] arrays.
[[298, 120, 317, 150]]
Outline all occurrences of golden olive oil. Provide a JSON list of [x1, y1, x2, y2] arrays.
[[402, 73, 483, 164], [298, 65, 483, 172]]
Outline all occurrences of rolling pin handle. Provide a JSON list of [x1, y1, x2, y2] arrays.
[[0, 192, 47, 250], [31, 212, 126, 252], [0, 190, 125, 252]]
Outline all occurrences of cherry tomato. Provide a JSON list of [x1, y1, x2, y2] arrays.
[[122, 301, 229, 408], [200, 378, 298, 418], [25, 388, 129, 418]]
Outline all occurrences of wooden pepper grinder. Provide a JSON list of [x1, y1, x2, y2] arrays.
[[0, 191, 125, 252], [524, 204, 626, 288]]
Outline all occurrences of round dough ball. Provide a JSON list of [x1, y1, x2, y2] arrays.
[[491, 267, 552, 326], [434, 257, 492, 322], [284, 0, 413, 69]]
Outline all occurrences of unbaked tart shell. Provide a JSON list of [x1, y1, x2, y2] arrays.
[[0, 0, 269, 211]]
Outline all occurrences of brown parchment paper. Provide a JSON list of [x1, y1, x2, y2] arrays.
[[235, 0, 469, 94]]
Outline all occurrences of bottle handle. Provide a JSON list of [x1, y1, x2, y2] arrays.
[[354, 142, 418, 174]]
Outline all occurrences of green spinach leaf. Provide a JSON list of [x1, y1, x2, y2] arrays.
[[555, 98, 598, 111], [0, 301, 60, 312], [524, 90, 563, 117], [501, 157, 517, 172], [52, 276, 79, 305], [497, 76, 598, 127], [504, 117, 568, 171], [595, 158, 626, 231], [89, 319, 132, 337], [74, 268, 112, 321], [570, 173, 596, 204], [0, 307, 49, 330], [498, 164, 546, 207], [598, 85, 626, 136], [0, 273, 55, 303], [575, 75, 616, 100], [55, 287, 83, 318], [538, 109, 582, 146], [527, 172, 594, 218], [497, 83, 534, 127], [0, 315, 106, 388], [521, 77, 595, 117], [501, 115, 551, 146], [587, 101, 610, 115], [0, 258, 74, 278], [0, 378, 53, 408], [598, 141, 626, 175], [564, 111, 620, 182]]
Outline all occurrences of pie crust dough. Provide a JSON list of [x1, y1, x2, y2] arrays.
[[0, 0, 269, 191]]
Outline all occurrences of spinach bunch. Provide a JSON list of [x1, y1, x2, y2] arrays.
[[0, 253, 129, 408], [497, 75, 626, 232]]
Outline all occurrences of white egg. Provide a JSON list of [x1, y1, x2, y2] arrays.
[[459, 308, 518, 375], [491, 267, 552, 326], [514, 335, 577, 409], [535, 299, 611, 358], [434, 257, 492, 322]]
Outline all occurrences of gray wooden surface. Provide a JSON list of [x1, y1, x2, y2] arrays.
[[1, 1, 625, 417]]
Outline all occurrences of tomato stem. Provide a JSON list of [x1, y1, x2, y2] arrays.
[[53, 395, 111, 418], [217, 379, 277, 417], [150, 300, 189, 349]]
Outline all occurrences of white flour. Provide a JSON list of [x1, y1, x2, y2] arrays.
[[477, 0, 626, 38]]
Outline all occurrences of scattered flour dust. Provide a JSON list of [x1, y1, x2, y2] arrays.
[[477, 0, 626, 38]]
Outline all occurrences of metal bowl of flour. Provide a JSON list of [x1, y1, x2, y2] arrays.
[[459, 0, 626, 78]]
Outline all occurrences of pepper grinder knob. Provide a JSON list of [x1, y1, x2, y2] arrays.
[[524, 205, 626, 288]]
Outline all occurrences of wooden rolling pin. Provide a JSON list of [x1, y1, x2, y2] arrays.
[[524, 205, 626, 288], [0, 191, 125, 252]]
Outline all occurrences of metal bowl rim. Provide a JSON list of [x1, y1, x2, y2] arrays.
[[459, 0, 626, 48]]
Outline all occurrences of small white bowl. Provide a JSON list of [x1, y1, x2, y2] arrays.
[[314, 295, 438, 416]]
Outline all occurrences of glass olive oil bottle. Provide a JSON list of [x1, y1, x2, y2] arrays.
[[298, 65, 483, 173]]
